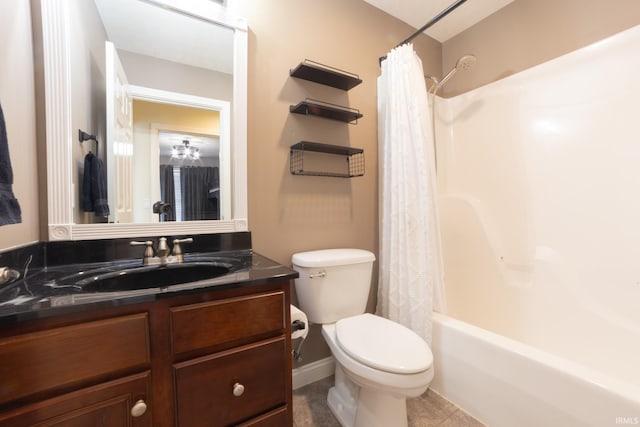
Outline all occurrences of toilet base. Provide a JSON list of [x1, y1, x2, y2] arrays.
[[327, 364, 409, 427], [355, 387, 408, 427], [327, 363, 358, 427], [327, 385, 356, 427]]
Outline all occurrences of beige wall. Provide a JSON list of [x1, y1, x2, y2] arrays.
[[119, 51, 234, 102], [240, 0, 439, 266], [237, 0, 441, 364], [441, 0, 640, 97], [70, 0, 109, 224], [69, 0, 107, 158], [0, 1, 39, 249]]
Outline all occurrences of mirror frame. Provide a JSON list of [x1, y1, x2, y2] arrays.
[[41, 0, 248, 240]]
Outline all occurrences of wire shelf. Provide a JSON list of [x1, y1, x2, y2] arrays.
[[290, 141, 364, 178]]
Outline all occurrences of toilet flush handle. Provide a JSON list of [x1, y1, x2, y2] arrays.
[[309, 270, 326, 279]]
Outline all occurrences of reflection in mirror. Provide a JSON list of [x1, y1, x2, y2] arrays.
[[41, 0, 248, 240], [131, 97, 231, 223], [158, 130, 220, 222], [107, 83, 231, 225], [74, 0, 234, 225]]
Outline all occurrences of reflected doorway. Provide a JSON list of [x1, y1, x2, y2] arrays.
[[129, 90, 231, 223], [158, 131, 220, 222]]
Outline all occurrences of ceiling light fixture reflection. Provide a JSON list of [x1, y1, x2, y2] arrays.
[[171, 140, 200, 160]]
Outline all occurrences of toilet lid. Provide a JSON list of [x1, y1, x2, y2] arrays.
[[335, 314, 433, 374]]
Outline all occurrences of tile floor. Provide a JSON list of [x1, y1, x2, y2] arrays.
[[293, 376, 486, 427]]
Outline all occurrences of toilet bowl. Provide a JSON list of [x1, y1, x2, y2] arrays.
[[323, 315, 434, 427], [292, 249, 434, 427]]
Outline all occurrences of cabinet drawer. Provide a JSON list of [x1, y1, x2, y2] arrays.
[[0, 371, 152, 427], [0, 313, 150, 405], [170, 291, 285, 355], [174, 336, 287, 427], [237, 406, 288, 427]]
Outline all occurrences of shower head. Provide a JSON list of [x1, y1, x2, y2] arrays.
[[429, 54, 476, 94], [455, 54, 477, 71]]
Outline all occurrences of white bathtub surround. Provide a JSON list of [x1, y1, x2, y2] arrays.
[[432, 25, 640, 426], [377, 43, 445, 344]]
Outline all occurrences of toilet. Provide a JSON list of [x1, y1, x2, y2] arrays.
[[292, 249, 434, 427]]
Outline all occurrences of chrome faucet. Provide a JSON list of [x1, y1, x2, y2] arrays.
[[130, 237, 193, 265], [156, 237, 170, 260], [0, 267, 21, 285]]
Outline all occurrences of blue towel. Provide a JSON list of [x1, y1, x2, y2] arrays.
[[82, 152, 110, 218], [0, 101, 22, 226]]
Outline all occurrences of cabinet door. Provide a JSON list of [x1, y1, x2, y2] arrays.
[[0, 371, 151, 427], [174, 337, 287, 427]]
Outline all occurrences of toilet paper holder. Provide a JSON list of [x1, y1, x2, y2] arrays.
[[292, 320, 306, 333], [292, 320, 306, 361], [290, 304, 308, 361]]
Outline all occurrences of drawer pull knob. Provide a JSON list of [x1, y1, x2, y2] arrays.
[[131, 399, 148, 417], [233, 382, 245, 397]]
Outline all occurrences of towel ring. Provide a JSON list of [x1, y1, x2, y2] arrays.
[[79, 129, 99, 157]]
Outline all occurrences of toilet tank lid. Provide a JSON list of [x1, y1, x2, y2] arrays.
[[292, 249, 375, 267]]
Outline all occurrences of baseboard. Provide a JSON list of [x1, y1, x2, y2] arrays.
[[292, 356, 335, 390]]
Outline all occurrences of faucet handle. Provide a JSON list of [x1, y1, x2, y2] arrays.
[[171, 237, 193, 261], [130, 240, 155, 262]]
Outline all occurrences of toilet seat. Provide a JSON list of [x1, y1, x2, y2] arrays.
[[335, 313, 433, 374]]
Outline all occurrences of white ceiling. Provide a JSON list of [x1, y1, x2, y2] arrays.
[[363, 0, 515, 42], [94, 0, 234, 74]]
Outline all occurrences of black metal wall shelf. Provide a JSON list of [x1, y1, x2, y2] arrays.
[[290, 60, 362, 91], [290, 141, 364, 178], [290, 99, 363, 124]]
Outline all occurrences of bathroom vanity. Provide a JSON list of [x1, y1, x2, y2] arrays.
[[0, 233, 297, 427], [15, 1, 278, 423]]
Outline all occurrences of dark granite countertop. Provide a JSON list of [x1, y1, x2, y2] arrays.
[[0, 233, 298, 325]]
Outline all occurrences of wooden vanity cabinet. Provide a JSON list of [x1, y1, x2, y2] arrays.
[[0, 372, 152, 427], [0, 313, 152, 426], [0, 281, 293, 427], [170, 290, 290, 427]]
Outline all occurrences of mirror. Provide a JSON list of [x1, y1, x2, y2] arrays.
[[41, 0, 248, 240]]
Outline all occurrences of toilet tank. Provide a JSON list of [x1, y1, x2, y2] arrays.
[[292, 249, 376, 324]]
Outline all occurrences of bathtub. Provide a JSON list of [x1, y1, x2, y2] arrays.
[[427, 27, 640, 426], [431, 312, 640, 427], [428, 195, 640, 426]]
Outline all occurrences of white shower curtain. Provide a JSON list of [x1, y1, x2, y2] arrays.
[[377, 44, 445, 345]]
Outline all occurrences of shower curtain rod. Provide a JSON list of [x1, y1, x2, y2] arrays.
[[379, 0, 468, 65]]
